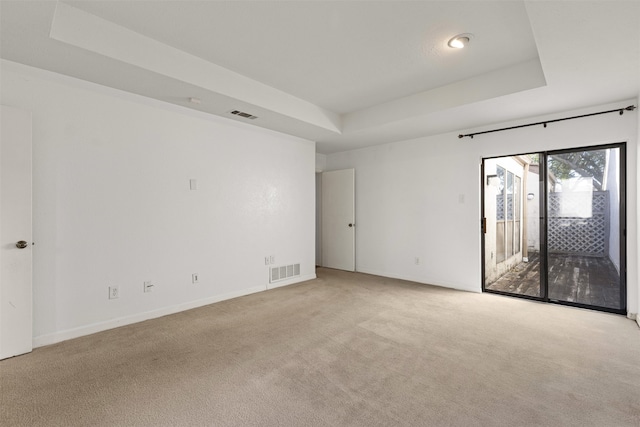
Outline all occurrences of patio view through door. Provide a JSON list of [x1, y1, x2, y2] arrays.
[[482, 144, 626, 313]]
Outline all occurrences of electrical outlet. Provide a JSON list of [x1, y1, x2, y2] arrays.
[[109, 286, 119, 299], [144, 281, 153, 293], [265, 256, 270, 266], [192, 273, 199, 284]]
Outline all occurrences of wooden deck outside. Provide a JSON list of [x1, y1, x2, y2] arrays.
[[485, 252, 621, 309]]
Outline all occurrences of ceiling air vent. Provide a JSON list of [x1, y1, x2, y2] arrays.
[[230, 110, 258, 120]]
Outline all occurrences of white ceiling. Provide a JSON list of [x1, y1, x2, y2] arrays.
[[1, 1, 638, 154]]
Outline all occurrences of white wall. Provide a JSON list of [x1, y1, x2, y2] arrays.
[[1, 61, 316, 346], [316, 153, 327, 172], [326, 101, 638, 316]]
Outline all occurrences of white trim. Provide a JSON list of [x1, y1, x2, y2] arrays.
[[266, 273, 316, 290], [627, 312, 639, 328], [34, 273, 318, 348], [355, 267, 479, 293], [33, 285, 266, 348]]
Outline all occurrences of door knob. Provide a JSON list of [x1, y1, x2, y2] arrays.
[[16, 241, 28, 249], [348, 223, 354, 227]]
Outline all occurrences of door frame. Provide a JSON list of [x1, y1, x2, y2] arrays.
[[481, 142, 627, 315]]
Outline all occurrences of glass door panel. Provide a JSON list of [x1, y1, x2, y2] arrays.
[[483, 155, 542, 298], [546, 147, 624, 310]]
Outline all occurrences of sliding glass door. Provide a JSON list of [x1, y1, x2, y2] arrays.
[[483, 154, 542, 299], [546, 146, 625, 310], [482, 144, 626, 313]]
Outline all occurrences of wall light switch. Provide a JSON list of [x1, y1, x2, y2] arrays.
[[144, 281, 153, 293], [190, 179, 198, 190]]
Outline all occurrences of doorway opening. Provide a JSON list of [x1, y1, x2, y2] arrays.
[[481, 143, 626, 314]]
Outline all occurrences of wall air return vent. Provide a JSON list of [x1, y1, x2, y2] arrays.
[[270, 263, 301, 283], [230, 110, 258, 120]]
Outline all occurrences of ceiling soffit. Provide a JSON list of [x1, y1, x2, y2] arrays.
[[44, 1, 545, 143]]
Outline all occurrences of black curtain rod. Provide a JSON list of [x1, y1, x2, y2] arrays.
[[458, 105, 637, 139]]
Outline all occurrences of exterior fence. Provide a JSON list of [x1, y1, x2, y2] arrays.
[[547, 191, 609, 256], [496, 191, 609, 257]]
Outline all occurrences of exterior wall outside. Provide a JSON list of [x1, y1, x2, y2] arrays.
[[526, 169, 540, 252], [1, 61, 316, 346], [325, 100, 638, 316], [483, 157, 525, 285], [605, 148, 621, 272]]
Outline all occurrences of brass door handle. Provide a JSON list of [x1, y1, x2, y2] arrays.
[[16, 241, 28, 249]]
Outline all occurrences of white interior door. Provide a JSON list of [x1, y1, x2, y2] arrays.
[[322, 169, 355, 271], [1, 105, 33, 360]]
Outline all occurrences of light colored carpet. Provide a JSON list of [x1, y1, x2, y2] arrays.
[[1, 268, 639, 426]]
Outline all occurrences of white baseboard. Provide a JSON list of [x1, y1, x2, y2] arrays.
[[34, 273, 319, 348], [33, 284, 268, 348], [627, 312, 639, 328], [355, 267, 479, 293], [267, 273, 316, 290]]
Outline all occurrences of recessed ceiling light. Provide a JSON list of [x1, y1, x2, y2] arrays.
[[448, 33, 473, 49]]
